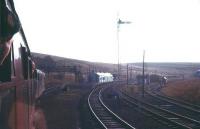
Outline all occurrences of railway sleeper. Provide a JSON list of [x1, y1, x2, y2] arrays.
[[107, 124, 124, 128]]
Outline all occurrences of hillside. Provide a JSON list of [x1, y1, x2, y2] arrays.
[[32, 52, 118, 74], [32, 52, 200, 79]]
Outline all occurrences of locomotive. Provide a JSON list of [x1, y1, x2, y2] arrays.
[[0, 0, 45, 129]]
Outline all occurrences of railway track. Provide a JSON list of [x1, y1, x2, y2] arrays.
[[145, 83, 200, 119], [120, 89, 200, 129], [147, 83, 200, 111], [154, 92, 200, 111], [145, 91, 200, 115], [88, 84, 135, 129]]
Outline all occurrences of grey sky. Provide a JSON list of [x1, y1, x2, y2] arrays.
[[15, 0, 200, 63]]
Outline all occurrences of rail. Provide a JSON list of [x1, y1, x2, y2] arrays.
[[120, 90, 200, 129], [88, 87, 107, 128], [88, 84, 136, 129], [99, 88, 136, 129]]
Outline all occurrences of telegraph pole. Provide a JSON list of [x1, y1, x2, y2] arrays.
[[130, 65, 133, 83], [127, 64, 129, 85], [142, 50, 145, 97]]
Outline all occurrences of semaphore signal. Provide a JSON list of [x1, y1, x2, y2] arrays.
[[117, 18, 131, 80]]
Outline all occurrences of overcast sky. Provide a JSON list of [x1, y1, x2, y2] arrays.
[[15, 0, 200, 63]]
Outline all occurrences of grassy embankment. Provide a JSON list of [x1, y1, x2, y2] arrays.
[[162, 79, 200, 105], [122, 79, 200, 105]]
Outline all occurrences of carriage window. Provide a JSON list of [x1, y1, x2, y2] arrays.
[[21, 46, 28, 79], [0, 51, 11, 83], [11, 43, 15, 76], [20, 46, 32, 79]]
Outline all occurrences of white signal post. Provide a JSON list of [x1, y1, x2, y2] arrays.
[[117, 18, 131, 80]]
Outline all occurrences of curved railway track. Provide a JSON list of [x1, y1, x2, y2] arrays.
[[145, 91, 200, 114], [154, 92, 200, 111], [146, 91, 200, 113], [120, 89, 200, 129], [147, 83, 200, 111], [88, 84, 135, 129], [144, 84, 200, 120]]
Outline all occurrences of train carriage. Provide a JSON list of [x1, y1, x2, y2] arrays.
[[0, 0, 45, 129], [88, 71, 114, 83]]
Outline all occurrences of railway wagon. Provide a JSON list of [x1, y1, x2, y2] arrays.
[[194, 69, 200, 77], [96, 72, 114, 83], [88, 71, 114, 83], [136, 74, 167, 85], [0, 0, 46, 129]]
